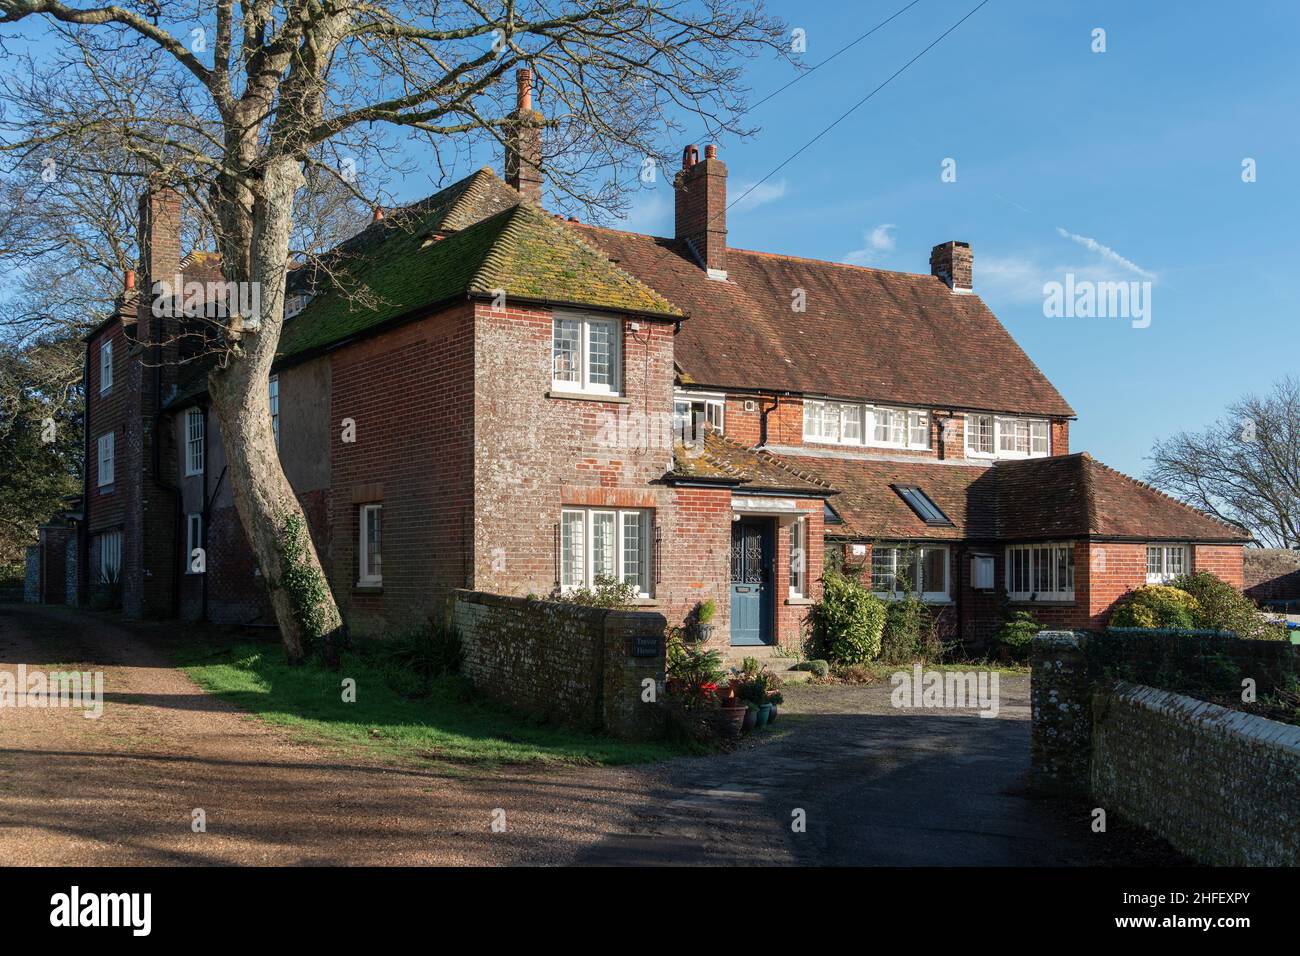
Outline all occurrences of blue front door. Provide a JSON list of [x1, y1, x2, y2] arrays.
[[730, 518, 773, 646]]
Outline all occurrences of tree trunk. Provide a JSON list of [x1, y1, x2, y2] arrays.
[[208, 158, 345, 664]]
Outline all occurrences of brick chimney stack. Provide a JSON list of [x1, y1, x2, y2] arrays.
[[505, 68, 543, 204], [674, 143, 727, 278], [137, 185, 182, 345], [930, 240, 973, 293]]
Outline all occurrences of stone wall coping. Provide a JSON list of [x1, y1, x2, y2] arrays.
[[454, 589, 666, 628], [1034, 629, 1087, 646], [1108, 680, 1300, 755]]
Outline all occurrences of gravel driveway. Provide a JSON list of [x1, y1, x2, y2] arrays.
[[1, 605, 1119, 866]]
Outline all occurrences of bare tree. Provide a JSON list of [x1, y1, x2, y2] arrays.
[[1146, 377, 1300, 549], [0, 0, 787, 661]]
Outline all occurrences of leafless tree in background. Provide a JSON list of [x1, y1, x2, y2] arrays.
[[1147, 377, 1300, 549], [0, 0, 789, 661]]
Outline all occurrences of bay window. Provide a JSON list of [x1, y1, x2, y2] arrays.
[[1006, 542, 1075, 601], [560, 507, 653, 597], [1146, 545, 1188, 584], [552, 313, 621, 395], [871, 544, 949, 601]]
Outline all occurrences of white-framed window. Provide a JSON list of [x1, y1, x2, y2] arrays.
[[673, 390, 724, 439], [186, 513, 203, 574], [871, 544, 949, 601], [97, 530, 122, 583], [560, 507, 653, 597], [185, 407, 204, 476], [803, 400, 929, 450], [966, 414, 1050, 459], [269, 375, 280, 447], [552, 313, 621, 395], [1006, 542, 1075, 601], [96, 432, 115, 487], [1146, 544, 1188, 584], [972, 554, 996, 590], [99, 340, 113, 394], [358, 503, 382, 587], [789, 518, 807, 599]]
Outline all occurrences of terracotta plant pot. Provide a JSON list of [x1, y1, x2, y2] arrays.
[[720, 704, 747, 739]]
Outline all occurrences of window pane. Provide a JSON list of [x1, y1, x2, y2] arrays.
[[803, 401, 820, 438], [587, 321, 615, 387], [1033, 547, 1053, 592], [872, 547, 895, 593], [842, 405, 862, 443], [909, 412, 928, 448], [821, 403, 840, 442], [561, 511, 584, 587], [1030, 420, 1049, 454], [970, 415, 994, 455], [364, 507, 382, 580], [1146, 546, 1160, 576], [1168, 547, 1185, 577], [789, 520, 805, 595], [872, 408, 889, 444], [553, 319, 580, 383], [622, 512, 644, 591], [890, 410, 906, 445], [922, 548, 945, 594], [1061, 545, 1075, 590], [591, 511, 616, 581]]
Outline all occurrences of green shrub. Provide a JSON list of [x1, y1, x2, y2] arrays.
[[810, 569, 886, 665], [1110, 585, 1200, 629], [666, 637, 725, 696], [792, 659, 830, 677], [551, 575, 639, 609], [1172, 571, 1288, 640], [879, 596, 941, 663], [367, 620, 462, 698], [994, 610, 1042, 660]]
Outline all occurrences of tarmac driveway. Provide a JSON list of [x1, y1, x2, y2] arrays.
[[0, 605, 1124, 866]]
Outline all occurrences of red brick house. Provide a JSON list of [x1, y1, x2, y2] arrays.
[[70, 72, 1249, 655]]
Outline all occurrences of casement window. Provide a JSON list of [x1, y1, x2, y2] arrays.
[[871, 544, 949, 601], [96, 432, 115, 487], [1006, 542, 1075, 601], [966, 414, 1050, 459], [971, 554, 996, 590], [673, 391, 725, 439], [99, 340, 113, 394], [789, 518, 807, 599], [97, 530, 122, 583], [185, 513, 203, 574], [185, 407, 205, 476], [551, 313, 621, 395], [560, 507, 653, 597], [269, 375, 280, 447], [1146, 544, 1188, 584], [358, 504, 383, 587], [803, 400, 929, 450]]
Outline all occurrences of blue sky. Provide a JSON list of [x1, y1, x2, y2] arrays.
[[609, 0, 1299, 478]]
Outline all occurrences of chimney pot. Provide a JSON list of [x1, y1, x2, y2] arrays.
[[930, 240, 973, 292], [373, 206, 384, 222], [505, 67, 543, 204], [704, 144, 717, 160], [682, 145, 699, 169], [124, 268, 136, 291]]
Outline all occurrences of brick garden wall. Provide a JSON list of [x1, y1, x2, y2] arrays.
[[452, 590, 665, 739], [1091, 682, 1300, 865]]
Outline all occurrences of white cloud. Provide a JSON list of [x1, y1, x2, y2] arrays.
[[842, 223, 897, 266], [1056, 227, 1157, 280], [730, 178, 788, 213], [619, 192, 672, 236]]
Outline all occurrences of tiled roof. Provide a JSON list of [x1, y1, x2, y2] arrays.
[[780, 451, 1248, 543], [571, 224, 1075, 418], [995, 453, 1252, 543], [668, 431, 834, 496], [277, 195, 680, 360]]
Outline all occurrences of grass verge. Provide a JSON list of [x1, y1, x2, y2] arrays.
[[173, 639, 683, 768]]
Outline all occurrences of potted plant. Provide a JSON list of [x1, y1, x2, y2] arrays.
[[766, 689, 784, 725], [738, 673, 774, 728], [691, 599, 718, 643]]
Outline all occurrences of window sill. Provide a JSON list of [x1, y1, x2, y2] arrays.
[[547, 389, 630, 405], [1008, 598, 1075, 606], [353, 584, 383, 595], [785, 597, 813, 606], [97, 484, 114, 494]]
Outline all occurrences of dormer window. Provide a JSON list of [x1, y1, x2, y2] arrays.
[[966, 414, 1050, 459], [803, 399, 929, 450], [673, 391, 724, 439]]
